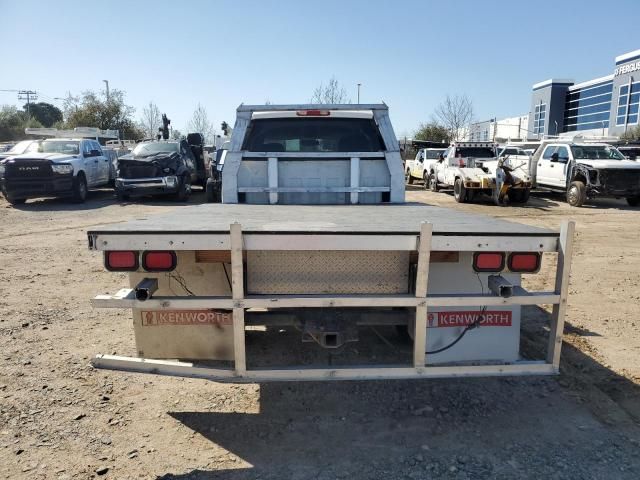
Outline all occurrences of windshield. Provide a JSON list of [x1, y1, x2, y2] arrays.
[[570, 145, 625, 160], [425, 149, 444, 159], [37, 140, 80, 155], [242, 118, 385, 152], [132, 142, 179, 157], [7, 140, 34, 155], [455, 147, 495, 158], [500, 148, 526, 156]]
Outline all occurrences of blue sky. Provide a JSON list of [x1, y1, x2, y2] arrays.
[[1, 0, 639, 137]]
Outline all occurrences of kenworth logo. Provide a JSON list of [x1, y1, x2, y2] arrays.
[[615, 61, 640, 76]]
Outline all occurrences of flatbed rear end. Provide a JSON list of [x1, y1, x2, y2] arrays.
[[88, 204, 574, 381]]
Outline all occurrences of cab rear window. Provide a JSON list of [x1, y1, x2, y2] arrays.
[[455, 147, 495, 158], [242, 118, 385, 152]]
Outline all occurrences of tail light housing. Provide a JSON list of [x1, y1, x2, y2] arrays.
[[508, 252, 541, 273], [296, 110, 330, 116], [142, 251, 177, 272], [105, 251, 139, 272], [473, 252, 505, 272]]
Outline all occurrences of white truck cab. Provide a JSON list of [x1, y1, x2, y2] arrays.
[[430, 142, 532, 204], [0, 136, 112, 204], [531, 140, 640, 207], [405, 147, 446, 187]]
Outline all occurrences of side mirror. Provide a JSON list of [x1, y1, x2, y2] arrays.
[[550, 153, 559, 162], [438, 154, 445, 161]]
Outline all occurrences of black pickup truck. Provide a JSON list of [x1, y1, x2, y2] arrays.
[[115, 135, 207, 201]]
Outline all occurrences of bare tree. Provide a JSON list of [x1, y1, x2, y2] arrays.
[[139, 102, 162, 139], [310, 76, 351, 104], [187, 103, 214, 143], [170, 128, 182, 140], [433, 95, 474, 141]]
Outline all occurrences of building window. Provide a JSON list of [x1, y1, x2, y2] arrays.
[[534, 103, 546, 134], [563, 81, 613, 132], [616, 82, 640, 126]]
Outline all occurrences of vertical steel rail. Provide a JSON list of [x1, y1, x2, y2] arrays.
[[350, 157, 360, 204], [230, 223, 246, 375], [546, 220, 575, 370], [413, 222, 432, 367], [268, 157, 278, 205]]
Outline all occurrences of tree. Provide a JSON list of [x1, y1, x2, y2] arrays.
[[65, 89, 143, 140], [310, 76, 350, 104], [620, 125, 640, 141], [170, 128, 182, 140], [414, 122, 450, 143], [24, 102, 62, 128], [187, 103, 214, 143], [0, 105, 43, 141], [139, 101, 162, 139], [433, 94, 474, 141]]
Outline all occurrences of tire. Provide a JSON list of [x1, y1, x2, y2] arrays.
[[6, 196, 26, 205], [116, 189, 130, 202], [72, 173, 88, 203], [422, 171, 430, 190], [175, 175, 191, 202], [429, 173, 438, 192], [567, 181, 586, 207], [453, 178, 467, 203], [205, 178, 216, 203], [509, 188, 530, 205], [405, 169, 414, 185], [627, 196, 640, 207]]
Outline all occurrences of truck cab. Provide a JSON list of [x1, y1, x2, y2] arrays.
[[430, 142, 531, 204], [532, 140, 640, 207], [405, 147, 446, 187], [221, 104, 404, 204], [0, 137, 110, 204]]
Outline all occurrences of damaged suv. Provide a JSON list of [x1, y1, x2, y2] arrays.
[[531, 140, 640, 207], [115, 137, 206, 201]]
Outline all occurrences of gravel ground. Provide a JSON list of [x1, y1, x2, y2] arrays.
[[1, 187, 639, 479]]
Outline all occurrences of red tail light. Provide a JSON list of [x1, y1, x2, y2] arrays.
[[296, 110, 330, 116], [142, 251, 176, 272], [508, 252, 541, 273], [105, 251, 138, 271], [473, 252, 505, 272]]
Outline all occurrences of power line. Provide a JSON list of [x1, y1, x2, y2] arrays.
[[17, 90, 38, 116]]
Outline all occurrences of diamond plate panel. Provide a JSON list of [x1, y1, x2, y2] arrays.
[[247, 250, 409, 294]]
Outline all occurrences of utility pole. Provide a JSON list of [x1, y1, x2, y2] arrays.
[[357, 83, 361, 104], [103, 80, 110, 101], [18, 90, 38, 116]]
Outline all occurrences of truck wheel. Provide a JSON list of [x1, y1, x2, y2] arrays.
[[175, 175, 191, 202], [6, 196, 26, 205], [567, 181, 586, 207], [422, 172, 430, 189], [429, 173, 438, 192], [453, 178, 467, 203], [405, 169, 414, 185], [205, 178, 216, 202], [116, 190, 130, 202], [627, 196, 640, 207], [509, 189, 530, 204], [72, 173, 88, 203]]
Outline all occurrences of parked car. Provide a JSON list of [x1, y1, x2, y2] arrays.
[[115, 139, 203, 201], [0, 138, 111, 205], [405, 148, 446, 187], [0, 140, 39, 162], [531, 140, 640, 207], [205, 142, 228, 202]]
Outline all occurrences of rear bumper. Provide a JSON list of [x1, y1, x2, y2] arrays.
[[115, 176, 179, 196], [0, 175, 73, 199]]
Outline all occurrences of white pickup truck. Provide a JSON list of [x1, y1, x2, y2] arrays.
[[0, 136, 113, 204], [531, 139, 640, 207], [88, 104, 574, 382], [405, 147, 446, 187], [429, 142, 532, 204]]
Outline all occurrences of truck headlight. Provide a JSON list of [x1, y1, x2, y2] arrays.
[[52, 164, 73, 174]]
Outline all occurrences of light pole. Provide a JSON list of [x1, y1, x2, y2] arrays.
[[103, 80, 110, 101], [357, 83, 361, 104]]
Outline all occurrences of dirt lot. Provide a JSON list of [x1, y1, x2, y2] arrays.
[[1, 187, 639, 480]]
